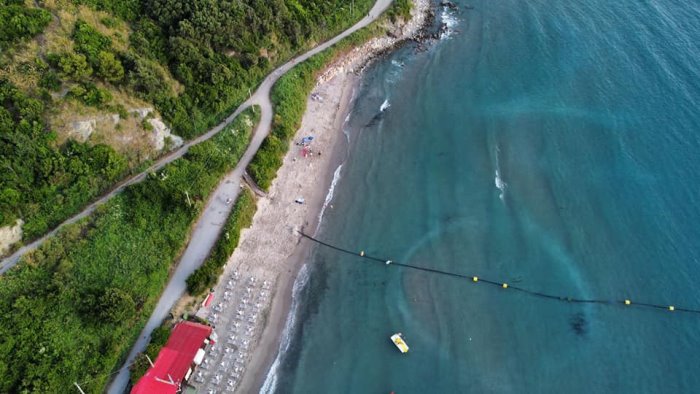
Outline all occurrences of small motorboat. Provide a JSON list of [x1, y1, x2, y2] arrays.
[[390, 333, 409, 354]]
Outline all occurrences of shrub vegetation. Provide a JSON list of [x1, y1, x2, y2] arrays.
[[0, 80, 128, 236], [0, 0, 375, 248], [387, 0, 413, 22], [0, 107, 259, 393], [0, 4, 51, 50]]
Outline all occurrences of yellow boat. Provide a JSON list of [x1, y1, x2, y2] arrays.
[[390, 333, 409, 353]]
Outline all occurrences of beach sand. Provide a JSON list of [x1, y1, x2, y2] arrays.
[[200, 2, 432, 392]]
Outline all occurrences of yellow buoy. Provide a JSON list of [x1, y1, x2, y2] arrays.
[[624, 299, 631, 305], [472, 276, 478, 282], [502, 283, 508, 289], [360, 251, 365, 257], [669, 306, 675, 311]]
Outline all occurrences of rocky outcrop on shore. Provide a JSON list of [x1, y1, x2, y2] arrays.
[[317, 0, 433, 85]]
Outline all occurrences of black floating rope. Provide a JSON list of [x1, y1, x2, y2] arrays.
[[299, 232, 700, 315]]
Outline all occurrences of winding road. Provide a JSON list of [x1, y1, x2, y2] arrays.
[[103, 1, 393, 392], [0, 1, 391, 275]]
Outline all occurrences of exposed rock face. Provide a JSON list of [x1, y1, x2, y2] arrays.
[[0, 219, 23, 256], [149, 118, 183, 150], [317, 0, 431, 85], [68, 108, 184, 152], [129, 107, 184, 151], [129, 107, 153, 119], [70, 119, 96, 141]]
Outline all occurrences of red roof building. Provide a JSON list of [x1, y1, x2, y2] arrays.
[[132, 321, 213, 394]]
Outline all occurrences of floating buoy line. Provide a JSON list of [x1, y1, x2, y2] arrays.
[[299, 232, 700, 315]]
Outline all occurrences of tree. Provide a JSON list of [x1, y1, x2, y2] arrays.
[[39, 71, 62, 91], [69, 82, 112, 107], [97, 288, 136, 323], [57, 52, 93, 80], [0, 188, 21, 225], [126, 56, 171, 100], [72, 20, 112, 63], [96, 51, 124, 82], [0, 6, 51, 49]]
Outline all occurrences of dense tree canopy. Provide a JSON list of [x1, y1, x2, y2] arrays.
[[0, 81, 127, 235], [0, 3, 51, 49], [0, 0, 373, 245], [115, 0, 374, 137]]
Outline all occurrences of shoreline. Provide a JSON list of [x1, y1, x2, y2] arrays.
[[238, 68, 359, 394], [194, 1, 433, 392]]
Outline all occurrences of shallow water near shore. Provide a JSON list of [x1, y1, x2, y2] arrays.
[[268, 0, 700, 392]]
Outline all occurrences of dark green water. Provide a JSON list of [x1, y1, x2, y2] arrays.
[[264, 0, 700, 392]]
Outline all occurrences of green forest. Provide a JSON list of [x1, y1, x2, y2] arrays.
[[0, 80, 129, 238], [0, 0, 374, 248], [81, 0, 375, 137], [0, 107, 258, 392], [0, 0, 414, 391]]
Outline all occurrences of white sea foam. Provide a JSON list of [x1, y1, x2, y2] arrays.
[[343, 86, 358, 143], [440, 8, 460, 39], [389, 60, 406, 82], [391, 59, 405, 68], [317, 164, 343, 229], [387, 57, 406, 85], [494, 146, 507, 201], [342, 125, 351, 143], [380, 99, 391, 112], [495, 170, 507, 201], [260, 263, 310, 394], [343, 113, 352, 142]]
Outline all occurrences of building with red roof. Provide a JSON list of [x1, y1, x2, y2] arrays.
[[131, 321, 214, 394]]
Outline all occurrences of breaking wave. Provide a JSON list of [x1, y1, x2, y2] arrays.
[[260, 263, 310, 394], [380, 98, 391, 112], [317, 164, 343, 230]]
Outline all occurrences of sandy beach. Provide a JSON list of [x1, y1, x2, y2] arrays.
[[190, 2, 432, 392]]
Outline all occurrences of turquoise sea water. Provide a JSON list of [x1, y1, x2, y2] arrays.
[[265, 0, 700, 392]]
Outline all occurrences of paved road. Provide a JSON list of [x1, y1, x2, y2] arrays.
[[107, 1, 393, 393], [0, 0, 391, 276]]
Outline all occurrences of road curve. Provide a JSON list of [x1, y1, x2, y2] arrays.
[[106, 1, 393, 392], [0, 0, 392, 275]]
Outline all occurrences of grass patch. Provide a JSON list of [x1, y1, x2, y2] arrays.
[[387, 0, 414, 22]]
